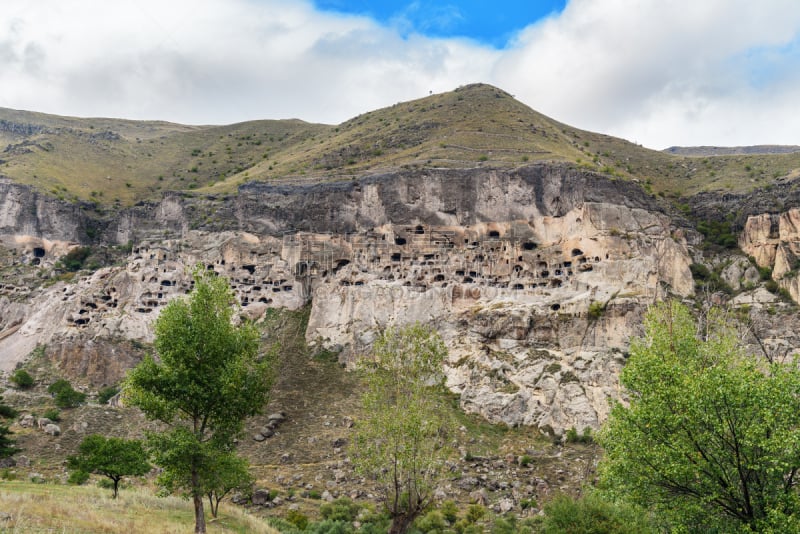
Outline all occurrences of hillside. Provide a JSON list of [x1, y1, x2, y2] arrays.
[[3, 83, 800, 528], [3, 84, 800, 206]]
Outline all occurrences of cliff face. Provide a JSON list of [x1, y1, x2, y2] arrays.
[[0, 164, 697, 434]]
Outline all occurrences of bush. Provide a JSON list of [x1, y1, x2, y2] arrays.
[[42, 409, 60, 422], [440, 499, 459, 524], [67, 470, 89, 485], [565, 427, 594, 444], [10, 369, 34, 389], [465, 504, 486, 524], [285, 509, 309, 530], [320, 497, 361, 522], [492, 515, 537, 534], [0, 405, 17, 419], [519, 454, 533, 467], [305, 520, 352, 534], [58, 247, 92, 272], [539, 492, 655, 534], [416, 510, 447, 532], [97, 386, 119, 405], [47, 379, 86, 409], [588, 301, 605, 320]]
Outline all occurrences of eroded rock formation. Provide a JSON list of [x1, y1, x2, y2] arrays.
[[0, 164, 696, 434]]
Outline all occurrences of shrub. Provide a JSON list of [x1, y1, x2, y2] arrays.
[[68, 470, 89, 485], [465, 504, 486, 524], [519, 454, 533, 467], [539, 492, 655, 534], [47, 379, 86, 409], [440, 500, 459, 524], [285, 509, 309, 530], [42, 409, 60, 422], [97, 386, 119, 405], [0, 405, 17, 419], [492, 515, 537, 534], [320, 497, 361, 522], [58, 247, 92, 272], [565, 426, 594, 444], [416, 510, 447, 532], [10, 369, 34, 389], [588, 301, 605, 320]]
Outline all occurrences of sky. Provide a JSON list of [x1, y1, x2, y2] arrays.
[[1, 0, 799, 149]]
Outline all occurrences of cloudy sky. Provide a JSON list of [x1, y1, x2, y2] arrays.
[[1, 0, 799, 149]]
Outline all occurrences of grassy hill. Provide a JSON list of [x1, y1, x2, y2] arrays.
[[2, 83, 800, 206]]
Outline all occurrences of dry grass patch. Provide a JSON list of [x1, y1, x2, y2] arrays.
[[0, 482, 278, 533]]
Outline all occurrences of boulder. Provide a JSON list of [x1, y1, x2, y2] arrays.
[[251, 489, 271, 506], [43, 424, 61, 436]]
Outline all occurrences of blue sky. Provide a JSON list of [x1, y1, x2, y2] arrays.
[[1, 0, 799, 148], [313, 1, 567, 47]]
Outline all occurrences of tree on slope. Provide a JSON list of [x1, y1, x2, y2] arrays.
[[351, 323, 453, 534], [201, 448, 253, 518], [67, 435, 150, 498], [125, 267, 272, 533], [599, 300, 800, 532]]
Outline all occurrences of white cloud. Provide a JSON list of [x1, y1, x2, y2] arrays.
[[0, 0, 798, 148], [494, 0, 800, 147]]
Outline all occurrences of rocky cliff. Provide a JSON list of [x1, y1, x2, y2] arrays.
[[0, 163, 706, 435]]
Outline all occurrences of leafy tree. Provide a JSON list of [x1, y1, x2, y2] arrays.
[[599, 300, 800, 532], [67, 434, 150, 498], [200, 449, 253, 518], [125, 267, 272, 533], [351, 324, 452, 534], [47, 379, 86, 408]]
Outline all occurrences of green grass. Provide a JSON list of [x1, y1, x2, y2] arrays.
[[0, 481, 278, 533], [6, 83, 797, 206]]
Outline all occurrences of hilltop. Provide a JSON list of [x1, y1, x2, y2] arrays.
[[3, 84, 800, 206]]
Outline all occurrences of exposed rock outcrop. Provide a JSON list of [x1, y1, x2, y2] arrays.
[[0, 165, 695, 435]]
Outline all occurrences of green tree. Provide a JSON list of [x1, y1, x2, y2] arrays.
[[0, 425, 16, 459], [125, 267, 272, 534], [9, 369, 34, 389], [351, 324, 452, 534], [67, 435, 150, 498], [47, 379, 86, 408], [201, 449, 253, 518], [599, 300, 800, 532]]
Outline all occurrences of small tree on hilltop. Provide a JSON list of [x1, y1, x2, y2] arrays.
[[599, 300, 800, 532], [67, 435, 150, 498], [351, 323, 453, 534], [125, 267, 272, 534]]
